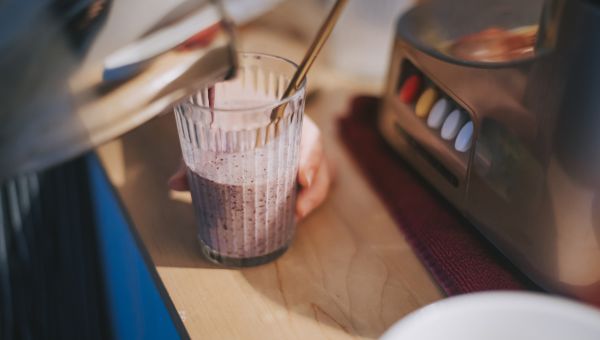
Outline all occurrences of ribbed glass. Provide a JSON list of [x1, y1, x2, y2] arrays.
[[174, 53, 305, 266]]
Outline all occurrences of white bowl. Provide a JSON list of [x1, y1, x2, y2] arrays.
[[381, 291, 600, 340]]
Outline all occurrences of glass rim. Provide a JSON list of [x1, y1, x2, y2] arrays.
[[181, 51, 306, 114]]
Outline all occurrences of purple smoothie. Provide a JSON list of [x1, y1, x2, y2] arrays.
[[187, 169, 296, 262], [184, 124, 300, 265]]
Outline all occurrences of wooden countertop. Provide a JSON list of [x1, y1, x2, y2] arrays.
[[97, 6, 443, 338]]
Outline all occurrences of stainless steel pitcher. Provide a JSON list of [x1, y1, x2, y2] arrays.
[[0, 0, 238, 180]]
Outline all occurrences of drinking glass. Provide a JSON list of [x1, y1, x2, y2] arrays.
[[174, 52, 306, 266]]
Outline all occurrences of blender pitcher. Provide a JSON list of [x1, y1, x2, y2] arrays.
[[0, 0, 238, 180]]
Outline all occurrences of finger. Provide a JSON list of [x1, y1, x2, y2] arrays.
[[296, 159, 331, 219], [168, 161, 190, 191], [298, 116, 323, 188]]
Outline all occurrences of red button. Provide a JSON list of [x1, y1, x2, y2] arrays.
[[398, 74, 422, 104]]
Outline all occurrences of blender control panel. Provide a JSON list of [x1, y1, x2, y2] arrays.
[[396, 61, 474, 154], [380, 58, 475, 193]]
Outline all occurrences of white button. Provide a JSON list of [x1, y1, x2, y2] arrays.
[[441, 110, 467, 140], [427, 98, 451, 129], [455, 121, 474, 152]]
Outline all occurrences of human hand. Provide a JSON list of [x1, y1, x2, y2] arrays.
[[168, 116, 333, 219]]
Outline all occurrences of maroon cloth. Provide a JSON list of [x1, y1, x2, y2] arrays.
[[338, 96, 539, 295]]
